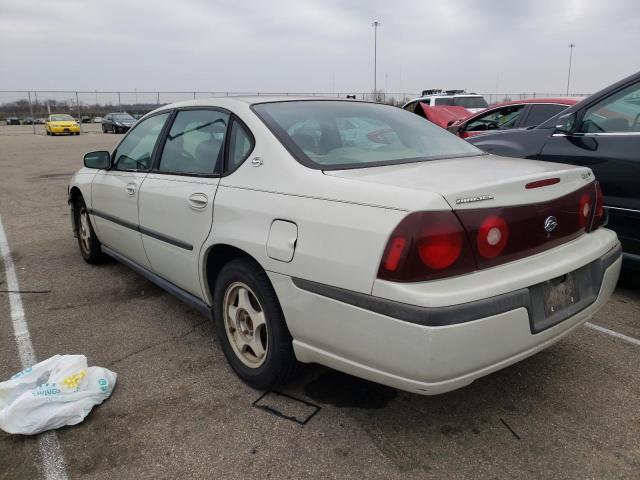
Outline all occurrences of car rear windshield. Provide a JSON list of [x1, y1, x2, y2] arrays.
[[50, 115, 74, 121], [252, 101, 483, 169], [434, 96, 489, 109]]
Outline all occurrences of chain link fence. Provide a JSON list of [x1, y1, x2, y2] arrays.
[[0, 90, 590, 127]]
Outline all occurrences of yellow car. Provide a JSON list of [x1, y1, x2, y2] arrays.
[[45, 114, 80, 136]]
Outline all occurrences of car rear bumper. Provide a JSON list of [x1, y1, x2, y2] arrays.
[[269, 231, 621, 395]]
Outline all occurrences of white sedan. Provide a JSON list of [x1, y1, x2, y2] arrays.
[[68, 97, 621, 395]]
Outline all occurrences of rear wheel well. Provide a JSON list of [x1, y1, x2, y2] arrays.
[[205, 244, 262, 298]]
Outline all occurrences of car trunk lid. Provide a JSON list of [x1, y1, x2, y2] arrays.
[[324, 154, 595, 210]]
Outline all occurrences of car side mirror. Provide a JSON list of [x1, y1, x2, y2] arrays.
[[84, 151, 110, 169], [555, 112, 576, 134]]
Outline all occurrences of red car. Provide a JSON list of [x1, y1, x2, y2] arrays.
[[410, 105, 472, 129], [448, 98, 580, 138]]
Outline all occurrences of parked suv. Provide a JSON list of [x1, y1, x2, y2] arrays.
[[468, 71, 640, 269]]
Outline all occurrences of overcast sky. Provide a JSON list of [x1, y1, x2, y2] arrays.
[[0, 0, 638, 95]]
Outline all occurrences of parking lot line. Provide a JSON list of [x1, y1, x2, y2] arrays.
[[585, 322, 640, 347], [0, 216, 69, 480]]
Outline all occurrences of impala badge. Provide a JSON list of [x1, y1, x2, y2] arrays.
[[455, 194, 494, 205], [544, 216, 558, 233]]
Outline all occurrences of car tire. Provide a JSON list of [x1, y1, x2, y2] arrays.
[[74, 197, 104, 264], [102, 125, 106, 133], [46, 130, 50, 136], [213, 258, 299, 390]]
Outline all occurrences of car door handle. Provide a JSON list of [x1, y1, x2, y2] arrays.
[[125, 183, 137, 195], [187, 193, 208, 210]]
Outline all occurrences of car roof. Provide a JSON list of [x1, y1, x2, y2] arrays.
[[146, 96, 365, 117], [158, 95, 354, 109]]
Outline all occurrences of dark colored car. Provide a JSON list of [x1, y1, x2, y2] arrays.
[[468, 71, 640, 269], [81, 116, 91, 124], [449, 98, 579, 138], [6, 117, 20, 125], [22, 117, 35, 125], [102, 112, 137, 133]]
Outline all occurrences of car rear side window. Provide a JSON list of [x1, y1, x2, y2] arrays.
[[226, 120, 254, 171], [252, 101, 482, 170], [113, 113, 170, 171], [521, 104, 568, 128], [158, 109, 229, 175]]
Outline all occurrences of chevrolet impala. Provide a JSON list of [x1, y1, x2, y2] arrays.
[[68, 98, 621, 395]]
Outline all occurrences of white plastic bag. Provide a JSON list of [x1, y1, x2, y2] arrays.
[[0, 354, 116, 435]]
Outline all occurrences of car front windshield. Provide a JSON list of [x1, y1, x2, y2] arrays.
[[114, 114, 134, 121], [50, 115, 74, 122], [252, 101, 483, 169]]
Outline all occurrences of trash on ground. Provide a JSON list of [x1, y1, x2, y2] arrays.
[[0, 354, 116, 435]]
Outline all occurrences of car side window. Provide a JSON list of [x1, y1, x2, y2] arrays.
[[113, 113, 170, 171], [466, 105, 525, 131], [158, 110, 229, 175], [226, 120, 253, 171], [521, 104, 568, 128], [579, 81, 640, 133]]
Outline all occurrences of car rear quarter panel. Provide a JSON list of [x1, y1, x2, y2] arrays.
[[209, 185, 405, 295]]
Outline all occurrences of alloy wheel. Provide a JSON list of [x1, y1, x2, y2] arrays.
[[223, 282, 268, 368], [79, 207, 91, 254]]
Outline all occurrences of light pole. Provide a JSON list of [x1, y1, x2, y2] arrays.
[[566, 43, 575, 96], [372, 21, 381, 97]]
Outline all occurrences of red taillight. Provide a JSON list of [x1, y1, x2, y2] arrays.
[[378, 211, 475, 282], [383, 237, 406, 271], [417, 222, 463, 269], [578, 193, 592, 228], [476, 216, 509, 259], [379, 182, 600, 283], [589, 181, 605, 231]]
